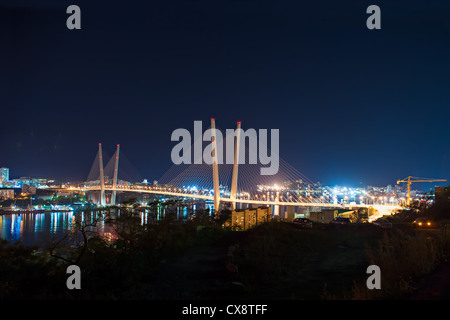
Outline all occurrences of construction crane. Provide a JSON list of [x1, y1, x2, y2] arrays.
[[397, 176, 447, 206]]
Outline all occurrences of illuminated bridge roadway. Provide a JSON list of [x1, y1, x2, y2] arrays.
[[65, 184, 402, 220]]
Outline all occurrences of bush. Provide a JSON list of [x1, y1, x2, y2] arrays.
[[348, 228, 450, 299]]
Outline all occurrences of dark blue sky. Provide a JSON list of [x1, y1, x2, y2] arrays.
[[1, 0, 450, 189]]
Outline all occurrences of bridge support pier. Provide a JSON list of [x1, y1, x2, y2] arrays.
[[274, 191, 279, 216]]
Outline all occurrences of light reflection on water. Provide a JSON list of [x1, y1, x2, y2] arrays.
[[0, 203, 215, 247]]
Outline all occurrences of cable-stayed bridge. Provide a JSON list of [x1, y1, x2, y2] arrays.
[[64, 119, 402, 217]]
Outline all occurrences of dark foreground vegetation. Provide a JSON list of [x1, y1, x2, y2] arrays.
[[1, 202, 450, 300]]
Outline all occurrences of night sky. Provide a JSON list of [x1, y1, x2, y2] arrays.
[[1, 0, 450, 189]]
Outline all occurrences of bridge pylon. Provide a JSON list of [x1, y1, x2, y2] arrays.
[[111, 144, 120, 205], [98, 143, 106, 206], [230, 121, 241, 210], [211, 118, 221, 213]]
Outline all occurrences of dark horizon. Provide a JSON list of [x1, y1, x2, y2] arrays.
[[1, 0, 450, 189]]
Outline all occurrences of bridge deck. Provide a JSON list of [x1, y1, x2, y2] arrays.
[[66, 186, 401, 210]]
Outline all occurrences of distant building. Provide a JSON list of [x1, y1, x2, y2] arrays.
[[310, 209, 338, 224], [5, 177, 48, 188], [386, 184, 392, 194], [223, 206, 272, 230], [56, 190, 75, 197], [435, 186, 450, 204], [0, 188, 15, 200], [286, 206, 295, 219], [17, 177, 31, 187], [21, 184, 37, 195], [309, 209, 356, 224], [0, 167, 9, 186]]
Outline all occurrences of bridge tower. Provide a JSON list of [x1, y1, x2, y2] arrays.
[[111, 144, 120, 205], [211, 118, 221, 213], [98, 143, 106, 206], [230, 121, 241, 210]]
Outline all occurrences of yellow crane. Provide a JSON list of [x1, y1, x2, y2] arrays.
[[397, 176, 447, 206]]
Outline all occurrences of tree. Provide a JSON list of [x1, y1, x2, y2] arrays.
[[47, 210, 111, 265]]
